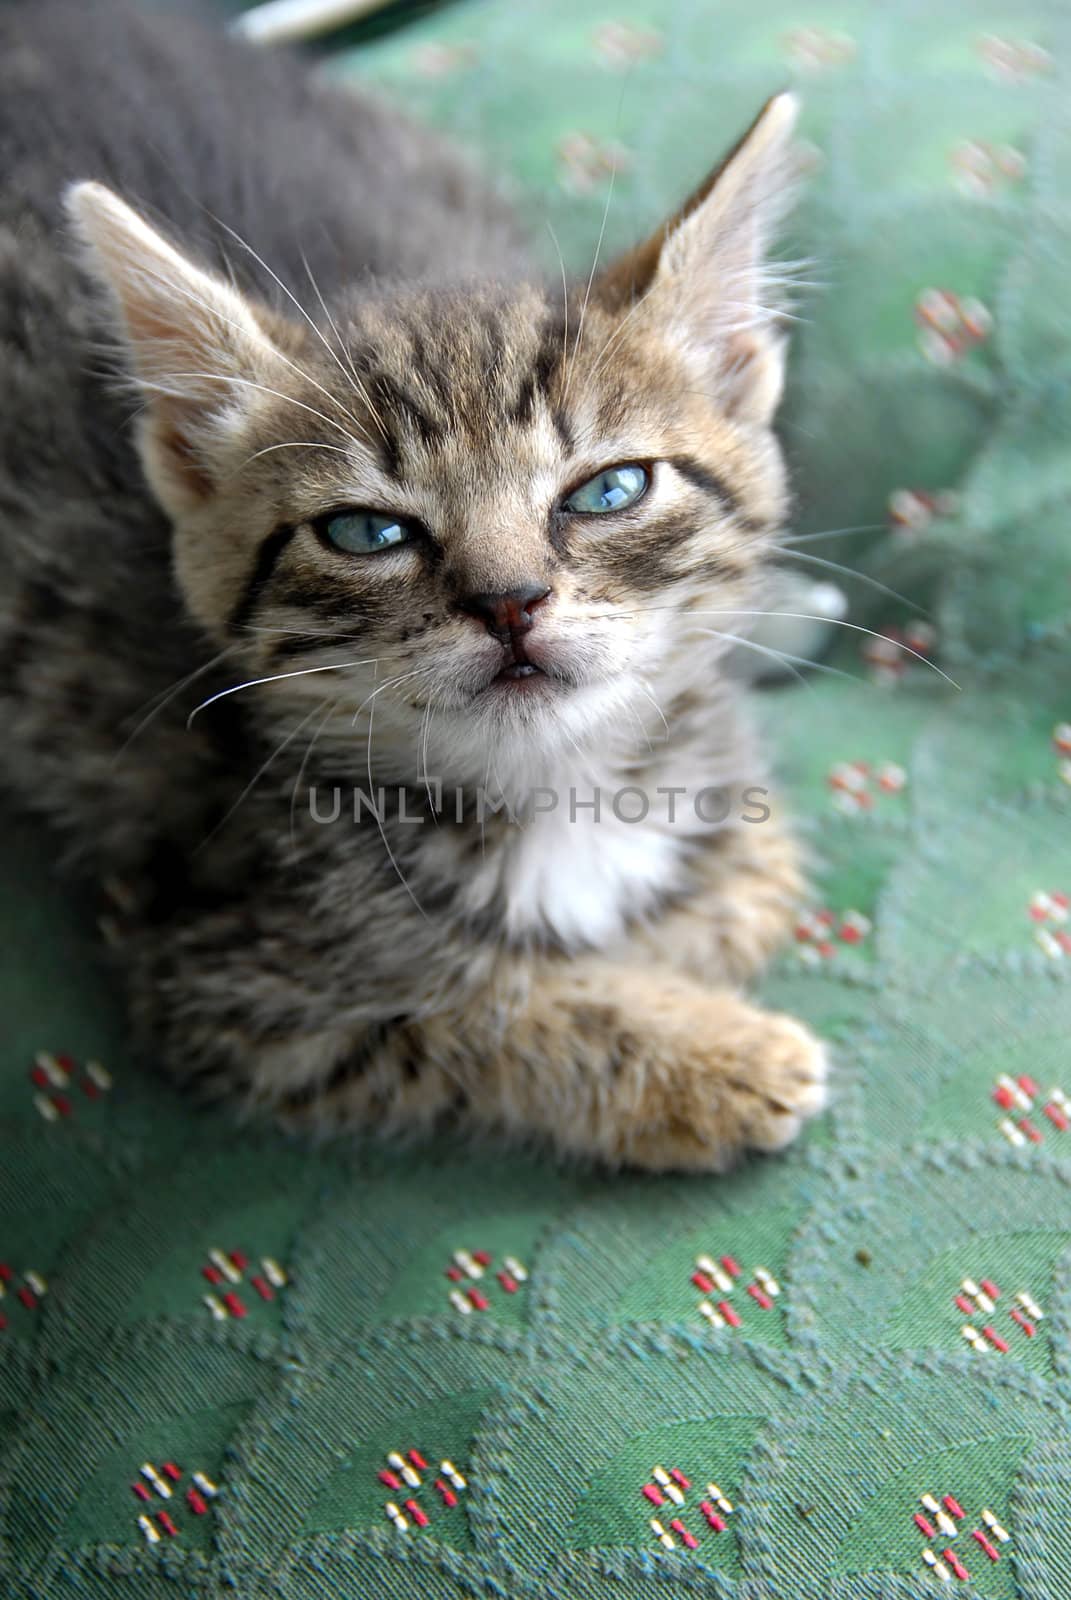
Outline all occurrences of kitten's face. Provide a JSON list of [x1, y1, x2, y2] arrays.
[[70, 95, 797, 783], [177, 283, 785, 778]]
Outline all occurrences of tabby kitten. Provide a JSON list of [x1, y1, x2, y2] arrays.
[[0, 0, 826, 1169]]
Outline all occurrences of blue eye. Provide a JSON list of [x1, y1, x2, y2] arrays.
[[321, 510, 415, 554], [564, 463, 649, 515]]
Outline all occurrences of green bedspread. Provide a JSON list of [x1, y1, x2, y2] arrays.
[[2, 2, 1070, 1596]]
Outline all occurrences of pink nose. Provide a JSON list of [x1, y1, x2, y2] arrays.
[[458, 584, 551, 643]]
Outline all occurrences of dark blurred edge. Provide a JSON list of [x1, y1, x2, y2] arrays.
[[303, 0, 463, 55], [0, 0, 463, 51]]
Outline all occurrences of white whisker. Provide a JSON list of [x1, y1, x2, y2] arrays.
[[776, 546, 926, 613], [187, 656, 380, 725], [113, 646, 235, 762], [290, 693, 344, 854], [144, 369, 363, 448], [349, 665, 436, 727], [622, 607, 960, 688], [689, 626, 855, 683], [298, 247, 391, 445], [563, 157, 618, 405], [196, 695, 329, 852], [235, 439, 354, 472], [780, 523, 883, 545], [635, 678, 670, 739], [544, 219, 570, 387], [132, 262, 371, 445], [199, 209, 378, 439], [363, 669, 433, 921]]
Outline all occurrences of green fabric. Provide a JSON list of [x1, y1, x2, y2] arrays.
[[2, 2, 1071, 1596]]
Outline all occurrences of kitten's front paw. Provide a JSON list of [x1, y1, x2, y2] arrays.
[[618, 1002, 829, 1172], [728, 1012, 829, 1153]]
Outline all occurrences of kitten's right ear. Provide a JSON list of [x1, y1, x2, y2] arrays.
[[594, 94, 800, 426], [66, 181, 289, 517]]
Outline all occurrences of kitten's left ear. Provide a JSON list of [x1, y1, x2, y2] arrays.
[[66, 182, 291, 517], [596, 93, 800, 425]]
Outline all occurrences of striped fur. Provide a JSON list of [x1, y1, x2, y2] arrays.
[[0, 2, 826, 1169]]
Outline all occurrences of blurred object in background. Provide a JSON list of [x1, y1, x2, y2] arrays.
[[234, 0, 396, 44], [726, 571, 848, 683]]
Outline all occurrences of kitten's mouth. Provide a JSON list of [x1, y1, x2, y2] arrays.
[[497, 662, 544, 682], [477, 652, 567, 697]]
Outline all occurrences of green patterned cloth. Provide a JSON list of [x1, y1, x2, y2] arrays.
[[3, 3, 1070, 1596]]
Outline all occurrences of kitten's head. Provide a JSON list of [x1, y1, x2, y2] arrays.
[[68, 95, 799, 785]]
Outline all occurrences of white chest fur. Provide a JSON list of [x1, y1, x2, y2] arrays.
[[492, 802, 687, 947]]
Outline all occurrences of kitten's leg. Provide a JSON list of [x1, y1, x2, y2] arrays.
[[626, 821, 808, 985], [124, 893, 825, 1172], [304, 961, 827, 1171], [223, 962, 826, 1172]]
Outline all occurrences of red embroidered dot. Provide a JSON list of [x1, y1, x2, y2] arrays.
[[229, 1250, 249, 1271], [972, 1529, 999, 1561], [983, 1324, 1009, 1352], [408, 1450, 428, 1470], [954, 1294, 975, 1315], [251, 1275, 274, 1301], [944, 1495, 965, 1519], [29, 1066, 50, 1089], [720, 1255, 741, 1277], [157, 1511, 179, 1537], [132, 1482, 151, 1503], [718, 1300, 742, 1328], [187, 1489, 208, 1515], [202, 1265, 222, 1284], [1010, 1308, 1036, 1337], [222, 1292, 247, 1318], [915, 1514, 935, 1537], [1019, 1117, 1043, 1143], [51, 1095, 72, 1118], [497, 1272, 518, 1293], [17, 1288, 36, 1310], [80, 1077, 100, 1099], [472, 1250, 493, 1267], [467, 1289, 489, 1311], [405, 1499, 429, 1527], [691, 1271, 714, 1293], [162, 1462, 181, 1482], [642, 1483, 664, 1505], [1017, 1075, 1039, 1098], [747, 1284, 774, 1311], [445, 1266, 463, 1281], [1045, 1103, 1069, 1131], [993, 1086, 1015, 1110], [670, 1469, 691, 1489], [378, 1470, 401, 1489]]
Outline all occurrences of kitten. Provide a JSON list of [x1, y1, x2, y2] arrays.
[[0, 0, 827, 1169]]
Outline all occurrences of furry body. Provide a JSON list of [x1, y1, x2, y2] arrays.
[[0, 0, 826, 1168]]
